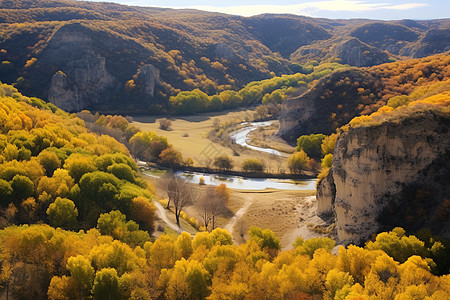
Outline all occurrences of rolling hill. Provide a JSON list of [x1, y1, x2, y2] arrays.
[[0, 0, 449, 113]]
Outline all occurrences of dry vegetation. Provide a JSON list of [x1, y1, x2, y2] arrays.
[[132, 109, 293, 173]]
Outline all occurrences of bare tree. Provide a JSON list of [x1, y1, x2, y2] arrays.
[[197, 184, 229, 231], [161, 173, 196, 227]]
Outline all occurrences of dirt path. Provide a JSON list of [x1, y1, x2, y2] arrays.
[[153, 200, 183, 234], [224, 197, 253, 241], [281, 196, 334, 249]]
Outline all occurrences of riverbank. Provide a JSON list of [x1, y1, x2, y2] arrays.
[[141, 161, 316, 180], [131, 109, 294, 173]]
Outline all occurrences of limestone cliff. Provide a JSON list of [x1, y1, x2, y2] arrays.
[[134, 64, 161, 98], [292, 37, 390, 68], [316, 112, 450, 245], [48, 56, 115, 112], [331, 38, 389, 67]]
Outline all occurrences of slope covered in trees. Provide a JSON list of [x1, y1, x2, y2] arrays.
[[0, 82, 157, 235], [279, 53, 450, 140], [0, 0, 448, 113], [1, 224, 450, 299]]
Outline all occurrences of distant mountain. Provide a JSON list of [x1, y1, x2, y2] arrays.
[[0, 0, 449, 113]]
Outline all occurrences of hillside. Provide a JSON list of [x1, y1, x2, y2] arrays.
[[0, 0, 449, 113], [0, 81, 160, 234], [279, 53, 450, 140]]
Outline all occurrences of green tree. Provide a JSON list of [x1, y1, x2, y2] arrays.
[[11, 174, 34, 202], [92, 268, 120, 300], [296, 134, 326, 160], [106, 163, 135, 183], [0, 178, 12, 206], [46, 197, 78, 229], [249, 226, 281, 258]]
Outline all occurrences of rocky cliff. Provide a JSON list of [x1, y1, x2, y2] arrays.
[[317, 111, 450, 245], [48, 56, 115, 112]]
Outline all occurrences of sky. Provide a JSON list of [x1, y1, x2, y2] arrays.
[[86, 0, 450, 20]]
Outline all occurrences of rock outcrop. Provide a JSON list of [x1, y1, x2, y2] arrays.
[[48, 56, 115, 112], [317, 112, 450, 245], [134, 64, 161, 97], [331, 38, 390, 67], [215, 43, 240, 62]]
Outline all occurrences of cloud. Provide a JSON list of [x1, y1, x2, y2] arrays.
[[185, 1, 428, 17]]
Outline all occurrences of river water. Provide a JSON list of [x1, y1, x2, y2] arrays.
[[229, 120, 289, 157], [142, 121, 316, 191]]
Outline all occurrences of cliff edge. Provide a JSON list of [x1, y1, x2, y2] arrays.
[[317, 96, 450, 245]]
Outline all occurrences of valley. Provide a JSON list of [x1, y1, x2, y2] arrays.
[[133, 109, 323, 249], [0, 0, 449, 299]]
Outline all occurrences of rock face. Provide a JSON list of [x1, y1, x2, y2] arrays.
[[331, 38, 389, 67], [48, 56, 115, 112], [316, 112, 450, 245], [411, 29, 450, 58], [134, 64, 161, 97], [215, 43, 240, 62]]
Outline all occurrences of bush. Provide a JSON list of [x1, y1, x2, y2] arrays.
[[159, 118, 172, 130], [242, 158, 264, 172], [213, 155, 233, 171]]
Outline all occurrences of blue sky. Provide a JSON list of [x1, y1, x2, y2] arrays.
[[86, 0, 449, 20]]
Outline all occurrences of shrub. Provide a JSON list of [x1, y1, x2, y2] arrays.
[[213, 155, 233, 171], [242, 158, 264, 172], [159, 118, 172, 130]]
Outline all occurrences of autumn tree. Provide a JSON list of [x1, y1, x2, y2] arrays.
[[129, 196, 156, 233], [92, 268, 120, 300], [38, 150, 61, 177], [287, 150, 310, 174], [129, 131, 169, 162], [161, 173, 195, 227], [213, 155, 233, 171], [46, 197, 78, 229], [159, 147, 183, 168], [198, 184, 229, 231]]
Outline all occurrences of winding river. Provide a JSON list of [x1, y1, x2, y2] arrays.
[[142, 121, 316, 191], [229, 120, 289, 157]]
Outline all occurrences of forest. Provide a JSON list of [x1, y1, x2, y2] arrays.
[[0, 71, 450, 299], [0, 0, 449, 299]]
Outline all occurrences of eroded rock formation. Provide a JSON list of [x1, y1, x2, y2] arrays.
[[316, 112, 450, 245], [48, 56, 115, 112]]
